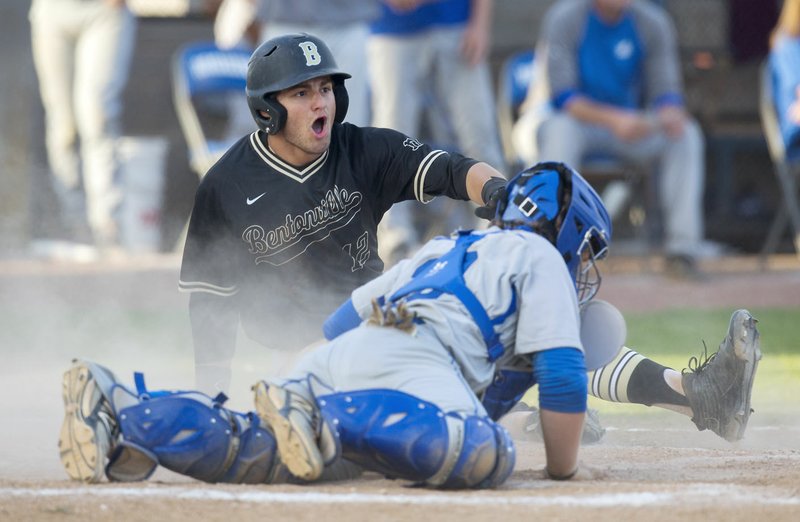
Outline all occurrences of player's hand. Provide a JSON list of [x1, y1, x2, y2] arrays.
[[461, 13, 490, 66], [539, 462, 605, 481], [610, 111, 654, 142], [475, 177, 508, 220], [657, 105, 688, 138]]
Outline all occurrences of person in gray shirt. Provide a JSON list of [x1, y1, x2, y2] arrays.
[[512, 0, 706, 277]]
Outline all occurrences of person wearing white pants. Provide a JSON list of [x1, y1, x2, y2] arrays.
[[29, 0, 137, 248], [367, 0, 507, 266]]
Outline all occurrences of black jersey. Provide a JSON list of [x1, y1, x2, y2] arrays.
[[179, 123, 478, 348]]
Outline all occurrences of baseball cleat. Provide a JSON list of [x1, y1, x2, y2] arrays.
[[682, 309, 762, 442], [59, 360, 117, 483], [253, 380, 324, 481]]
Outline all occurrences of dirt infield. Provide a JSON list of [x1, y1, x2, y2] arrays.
[[1, 253, 798, 521], [2, 431, 799, 521]]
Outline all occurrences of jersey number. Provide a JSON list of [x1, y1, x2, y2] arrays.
[[299, 42, 322, 66], [342, 231, 369, 272]]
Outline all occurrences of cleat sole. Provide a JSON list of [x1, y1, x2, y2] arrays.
[[725, 310, 762, 441], [59, 363, 110, 483], [253, 381, 323, 481]]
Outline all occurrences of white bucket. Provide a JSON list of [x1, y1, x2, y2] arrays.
[[118, 136, 169, 253]]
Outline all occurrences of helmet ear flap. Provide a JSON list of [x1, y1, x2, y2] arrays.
[[259, 97, 288, 135], [333, 82, 349, 124]]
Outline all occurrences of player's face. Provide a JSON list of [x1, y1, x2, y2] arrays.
[[270, 76, 336, 165]]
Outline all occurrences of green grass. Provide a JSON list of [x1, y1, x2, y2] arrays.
[[624, 308, 800, 357]]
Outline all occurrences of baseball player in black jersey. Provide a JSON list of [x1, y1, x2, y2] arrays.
[[178, 33, 508, 394]]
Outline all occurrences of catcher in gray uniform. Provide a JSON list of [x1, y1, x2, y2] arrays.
[[58, 162, 760, 486]]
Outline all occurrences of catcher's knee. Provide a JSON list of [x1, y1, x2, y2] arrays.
[[108, 386, 284, 484], [319, 389, 515, 489]]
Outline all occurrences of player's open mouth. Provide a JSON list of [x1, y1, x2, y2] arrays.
[[312, 116, 327, 137]]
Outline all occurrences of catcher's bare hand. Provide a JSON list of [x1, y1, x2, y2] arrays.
[[538, 462, 605, 481]]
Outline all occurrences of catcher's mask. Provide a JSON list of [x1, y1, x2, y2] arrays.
[[498, 161, 612, 304], [246, 33, 351, 134]]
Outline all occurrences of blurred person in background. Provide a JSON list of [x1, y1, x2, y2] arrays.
[[212, 0, 262, 141], [368, 0, 507, 266], [769, 0, 800, 163], [29, 0, 137, 256], [211, 0, 406, 134], [255, 0, 386, 127], [511, 0, 706, 278]]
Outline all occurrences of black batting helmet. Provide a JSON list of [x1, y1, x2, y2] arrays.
[[246, 33, 351, 134]]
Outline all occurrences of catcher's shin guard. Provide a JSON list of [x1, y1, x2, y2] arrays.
[[682, 309, 762, 442], [318, 389, 515, 489], [435, 415, 515, 489], [109, 388, 285, 483], [59, 360, 120, 483]]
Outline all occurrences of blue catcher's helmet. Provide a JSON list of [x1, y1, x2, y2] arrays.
[[498, 162, 612, 303]]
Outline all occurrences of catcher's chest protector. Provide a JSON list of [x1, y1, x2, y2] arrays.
[[389, 231, 516, 361]]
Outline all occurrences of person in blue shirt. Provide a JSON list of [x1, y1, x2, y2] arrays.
[[512, 0, 706, 277], [769, 0, 800, 163]]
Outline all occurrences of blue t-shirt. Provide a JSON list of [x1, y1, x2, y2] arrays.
[[370, 0, 470, 35], [576, 10, 644, 109], [770, 35, 800, 162], [545, 0, 683, 112]]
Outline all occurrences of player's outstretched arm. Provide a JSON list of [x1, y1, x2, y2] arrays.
[[539, 409, 584, 479]]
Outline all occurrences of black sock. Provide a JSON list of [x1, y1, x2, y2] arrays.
[[627, 359, 690, 407]]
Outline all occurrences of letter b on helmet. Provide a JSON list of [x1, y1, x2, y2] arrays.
[[299, 41, 322, 66]]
